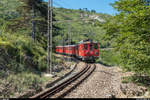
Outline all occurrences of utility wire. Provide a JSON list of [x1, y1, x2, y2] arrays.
[[59, 0, 73, 9], [53, 1, 73, 63], [53, 1, 63, 7]]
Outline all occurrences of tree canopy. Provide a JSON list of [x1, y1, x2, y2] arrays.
[[104, 0, 150, 75]]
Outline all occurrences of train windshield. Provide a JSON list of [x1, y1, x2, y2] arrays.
[[84, 44, 88, 50], [89, 44, 93, 51], [69, 47, 72, 50], [94, 43, 98, 49]]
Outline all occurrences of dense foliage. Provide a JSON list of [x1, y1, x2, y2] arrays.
[[104, 0, 150, 75], [0, 0, 112, 97], [0, 0, 111, 71], [0, 0, 62, 71]]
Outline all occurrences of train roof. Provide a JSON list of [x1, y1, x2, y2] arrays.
[[56, 46, 63, 47], [64, 45, 76, 47], [56, 45, 75, 47], [77, 39, 98, 44]]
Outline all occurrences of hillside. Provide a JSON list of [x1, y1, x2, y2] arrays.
[[1, 0, 150, 98], [2, 0, 150, 98], [0, 0, 113, 97], [53, 7, 112, 48]]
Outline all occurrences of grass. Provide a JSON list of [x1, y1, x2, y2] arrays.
[[0, 71, 50, 98], [121, 75, 150, 94], [122, 75, 150, 86], [96, 49, 121, 66], [0, 52, 66, 98], [121, 76, 133, 83]]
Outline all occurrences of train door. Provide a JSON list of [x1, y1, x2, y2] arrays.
[[89, 43, 94, 56], [84, 44, 89, 56], [72, 46, 75, 56], [79, 44, 85, 56], [94, 43, 99, 56], [75, 45, 79, 57]]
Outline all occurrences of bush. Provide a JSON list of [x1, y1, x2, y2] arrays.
[[96, 49, 121, 66], [0, 32, 47, 71]]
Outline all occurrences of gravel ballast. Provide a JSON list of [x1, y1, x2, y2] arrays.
[[65, 63, 147, 98], [65, 64, 117, 98]]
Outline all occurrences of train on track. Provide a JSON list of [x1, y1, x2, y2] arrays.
[[56, 39, 99, 62]]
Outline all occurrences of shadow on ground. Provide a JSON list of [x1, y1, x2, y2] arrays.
[[130, 75, 150, 87], [96, 60, 112, 67]]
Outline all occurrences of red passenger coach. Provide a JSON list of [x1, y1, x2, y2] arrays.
[[64, 45, 75, 56], [56, 46, 63, 54], [56, 45, 76, 56]]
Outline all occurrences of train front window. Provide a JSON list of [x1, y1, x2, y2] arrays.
[[94, 43, 98, 49], [84, 44, 88, 50], [69, 48, 72, 51], [89, 44, 93, 51]]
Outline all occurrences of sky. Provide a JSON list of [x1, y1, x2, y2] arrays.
[[45, 0, 118, 15]]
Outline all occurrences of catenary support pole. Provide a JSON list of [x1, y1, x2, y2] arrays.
[[47, 0, 53, 74], [50, 0, 53, 74]]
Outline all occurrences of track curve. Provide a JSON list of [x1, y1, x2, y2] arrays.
[[30, 63, 96, 98]]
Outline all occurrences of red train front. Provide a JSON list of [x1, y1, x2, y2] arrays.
[[56, 39, 99, 62], [75, 40, 99, 62]]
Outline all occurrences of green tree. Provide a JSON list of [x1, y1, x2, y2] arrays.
[[91, 9, 96, 13], [104, 0, 150, 75], [0, 0, 61, 70]]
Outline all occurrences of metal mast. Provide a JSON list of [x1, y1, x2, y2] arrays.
[[47, 0, 53, 74], [68, 22, 71, 62], [69, 23, 72, 62], [50, 0, 53, 74]]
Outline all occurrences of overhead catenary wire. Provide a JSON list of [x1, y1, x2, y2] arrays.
[[53, 1, 75, 22], [58, 0, 73, 9], [53, 1, 74, 63], [47, 0, 94, 67], [53, 1, 63, 7], [53, 0, 73, 64], [53, 0, 73, 9], [52, 1, 92, 23]]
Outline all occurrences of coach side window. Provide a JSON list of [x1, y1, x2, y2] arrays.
[[94, 43, 98, 49], [69, 47, 72, 50], [84, 44, 88, 50], [89, 44, 93, 51], [76, 46, 78, 50]]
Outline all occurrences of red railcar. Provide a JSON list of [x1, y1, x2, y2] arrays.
[[56, 45, 76, 56], [56, 46, 63, 54], [56, 39, 99, 62], [75, 40, 99, 62], [64, 45, 76, 56]]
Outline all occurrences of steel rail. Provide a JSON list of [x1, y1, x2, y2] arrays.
[[30, 64, 96, 98], [52, 64, 96, 98]]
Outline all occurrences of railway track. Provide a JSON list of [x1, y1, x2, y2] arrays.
[[30, 63, 96, 98]]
